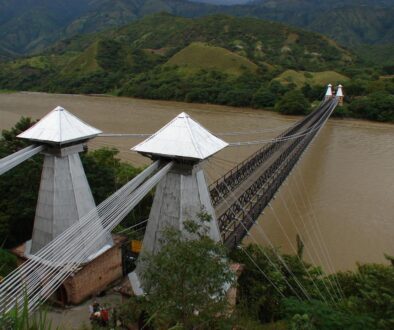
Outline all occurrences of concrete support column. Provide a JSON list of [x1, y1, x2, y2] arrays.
[[29, 144, 112, 256], [130, 162, 221, 294]]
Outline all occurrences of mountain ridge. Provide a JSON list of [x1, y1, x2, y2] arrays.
[[0, 0, 392, 58]]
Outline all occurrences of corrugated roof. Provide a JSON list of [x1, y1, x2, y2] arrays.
[[132, 112, 228, 160], [17, 106, 102, 144]]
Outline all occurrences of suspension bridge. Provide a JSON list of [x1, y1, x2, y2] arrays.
[[0, 85, 343, 313]]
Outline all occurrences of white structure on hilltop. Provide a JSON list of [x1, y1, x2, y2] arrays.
[[18, 106, 112, 257], [129, 112, 228, 295]]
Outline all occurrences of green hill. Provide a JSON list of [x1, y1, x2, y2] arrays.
[[275, 70, 349, 88], [166, 42, 258, 75], [0, 13, 358, 102], [61, 42, 100, 74]]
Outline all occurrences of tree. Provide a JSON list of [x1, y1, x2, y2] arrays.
[[253, 87, 276, 108], [283, 298, 373, 330], [335, 263, 394, 329], [231, 244, 325, 324], [0, 248, 17, 277], [0, 117, 42, 247], [276, 90, 310, 115], [140, 212, 235, 329], [301, 84, 324, 102], [348, 91, 394, 122], [269, 80, 290, 96]]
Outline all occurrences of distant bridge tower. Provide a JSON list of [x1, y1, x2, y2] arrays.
[[336, 84, 344, 106], [18, 106, 113, 257], [325, 84, 333, 100], [128, 112, 228, 295]]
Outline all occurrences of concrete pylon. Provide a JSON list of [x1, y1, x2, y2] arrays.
[[325, 84, 333, 100], [18, 106, 113, 258], [29, 145, 111, 256], [128, 112, 228, 295], [336, 84, 344, 106], [140, 162, 220, 255]]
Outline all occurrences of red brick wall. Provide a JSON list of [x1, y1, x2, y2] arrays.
[[63, 237, 126, 304]]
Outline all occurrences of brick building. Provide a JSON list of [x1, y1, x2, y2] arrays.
[[12, 234, 127, 305]]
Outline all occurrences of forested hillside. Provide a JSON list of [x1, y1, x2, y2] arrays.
[[224, 1, 394, 47], [0, 0, 214, 55], [0, 0, 393, 60], [0, 14, 353, 100], [1, 14, 393, 122]]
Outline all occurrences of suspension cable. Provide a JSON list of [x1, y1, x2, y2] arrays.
[[206, 163, 308, 301]]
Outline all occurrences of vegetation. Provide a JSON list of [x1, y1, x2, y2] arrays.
[[0, 297, 57, 330], [275, 90, 310, 115], [275, 70, 349, 88], [231, 244, 394, 330], [0, 13, 392, 122], [0, 0, 393, 58], [0, 248, 17, 277], [139, 213, 235, 329], [112, 238, 394, 330], [166, 42, 258, 75]]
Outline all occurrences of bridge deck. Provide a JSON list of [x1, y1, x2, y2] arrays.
[[211, 99, 337, 247]]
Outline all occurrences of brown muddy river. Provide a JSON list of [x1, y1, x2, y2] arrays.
[[1, 92, 393, 272]]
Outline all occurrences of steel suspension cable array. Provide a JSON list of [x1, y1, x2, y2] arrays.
[[208, 147, 335, 303], [208, 98, 341, 301], [205, 166, 307, 301], [208, 99, 334, 206], [97, 123, 294, 139], [280, 101, 345, 299], [293, 165, 345, 299], [0, 161, 173, 314], [0, 161, 158, 312], [0, 145, 45, 175], [276, 178, 342, 301], [0, 160, 160, 295], [2, 161, 172, 314], [214, 99, 338, 241], [268, 201, 338, 303], [27, 161, 173, 312]]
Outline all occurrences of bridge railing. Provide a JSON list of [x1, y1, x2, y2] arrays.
[[209, 99, 331, 207], [218, 99, 337, 248]]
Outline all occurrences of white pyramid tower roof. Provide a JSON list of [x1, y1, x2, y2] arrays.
[[325, 84, 332, 96], [18, 106, 102, 144], [132, 112, 228, 160], [336, 84, 344, 97]]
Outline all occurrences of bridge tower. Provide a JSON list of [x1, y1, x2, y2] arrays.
[[336, 84, 344, 106], [17, 106, 113, 257], [128, 112, 228, 295], [325, 84, 333, 100]]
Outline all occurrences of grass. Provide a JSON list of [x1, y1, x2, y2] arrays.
[[166, 42, 258, 76], [61, 41, 100, 75], [275, 69, 349, 87], [0, 89, 17, 94]]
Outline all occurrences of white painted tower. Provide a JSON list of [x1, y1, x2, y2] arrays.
[[129, 112, 228, 295], [325, 84, 333, 100], [336, 84, 344, 105], [18, 106, 113, 257]]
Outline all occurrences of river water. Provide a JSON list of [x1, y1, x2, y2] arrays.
[[1, 92, 393, 272]]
